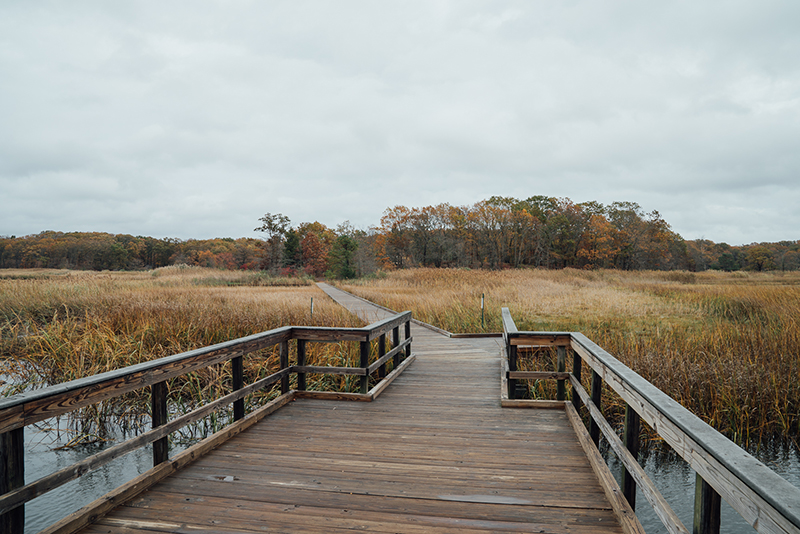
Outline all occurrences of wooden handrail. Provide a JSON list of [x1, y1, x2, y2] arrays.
[[501, 310, 800, 534], [501, 307, 517, 339], [0, 312, 414, 534], [570, 332, 800, 534]]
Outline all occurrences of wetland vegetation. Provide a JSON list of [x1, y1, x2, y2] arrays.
[[340, 267, 800, 445]]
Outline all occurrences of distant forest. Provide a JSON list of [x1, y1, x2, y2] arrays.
[[2, 196, 799, 277]]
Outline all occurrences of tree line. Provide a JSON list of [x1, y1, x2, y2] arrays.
[[1, 196, 798, 276]]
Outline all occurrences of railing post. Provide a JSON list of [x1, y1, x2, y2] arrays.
[[556, 345, 566, 401], [378, 333, 387, 379], [508, 343, 518, 399], [280, 341, 289, 394], [360, 340, 370, 394], [404, 320, 411, 360], [296, 339, 307, 391], [151, 381, 168, 465], [694, 474, 721, 534], [392, 326, 400, 368], [622, 402, 640, 510], [572, 349, 582, 412], [590, 370, 602, 446], [232, 355, 244, 421], [0, 428, 24, 534]]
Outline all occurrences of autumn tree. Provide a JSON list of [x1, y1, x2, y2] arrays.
[[254, 212, 290, 271], [298, 222, 335, 277], [746, 245, 776, 271]]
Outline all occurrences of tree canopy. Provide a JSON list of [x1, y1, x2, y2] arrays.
[[2, 196, 797, 275]]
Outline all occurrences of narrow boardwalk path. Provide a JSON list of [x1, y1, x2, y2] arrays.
[[80, 284, 623, 534]]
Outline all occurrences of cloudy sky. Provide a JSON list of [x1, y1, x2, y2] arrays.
[[1, 1, 798, 245]]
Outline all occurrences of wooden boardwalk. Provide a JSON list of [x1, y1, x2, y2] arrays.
[[78, 284, 625, 534]]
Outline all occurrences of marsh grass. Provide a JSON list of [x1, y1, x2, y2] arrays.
[[0, 267, 363, 446], [342, 268, 800, 444]]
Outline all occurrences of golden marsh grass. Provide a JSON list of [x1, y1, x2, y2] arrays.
[[341, 268, 800, 444], [0, 267, 365, 441]]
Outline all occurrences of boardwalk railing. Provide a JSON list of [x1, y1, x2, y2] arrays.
[[0, 311, 413, 534], [502, 307, 800, 534]]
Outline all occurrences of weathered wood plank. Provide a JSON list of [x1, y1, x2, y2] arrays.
[[366, 339, 411, 375], [509, 334, 572, 346], [507, 371, 570, 380], [291, 365, 367, 376], [293, 391, 371, 402]]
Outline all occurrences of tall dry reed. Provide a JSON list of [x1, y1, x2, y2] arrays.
[[342, 268, 800, 444], [0, 267, 365, 442]]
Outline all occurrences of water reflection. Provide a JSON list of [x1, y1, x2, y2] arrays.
[[21, 416, 213, 534]]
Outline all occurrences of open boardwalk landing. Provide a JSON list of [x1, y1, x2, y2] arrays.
[[78, 284, 626, 534]]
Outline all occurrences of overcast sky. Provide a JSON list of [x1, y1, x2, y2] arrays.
[[1, 1, 798, 245]]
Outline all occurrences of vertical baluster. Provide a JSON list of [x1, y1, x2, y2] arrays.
[[151, 381, 168, 465], [360, 340, 370, 394], [622, 403, 640, 510], [280, 341, 289, 394], [508, 342, 518, 399], [0, 428, 24, 534], [556, 345, 566, 401], [296, 339, 307, 391], [590, 370, 602, 446], [404, 320, 411, 360], [232, 355, 244, 421], [572, 349, 582, 412], [392, 326, 400, 368], [693, 474, 721, 534], [378, 333, 387, 379]]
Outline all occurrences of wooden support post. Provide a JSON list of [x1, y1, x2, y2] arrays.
[[590, 370, 602, 446], [404, 321, 411, 360], [151, 381, 168, 465], [508, 343, 518, 400], [232, 355, 244, 421], [280, 341, 289, 394], [0, 428, 24, 534], [556, 345, 566, 401], [378, 333, 387, 379], [392, 326, 400, 368], [572, 349, 582, 412], [693, 474, 721, 534], [622, 402, 640, 510], [296, 339, 307, 391], [360, 340, 370, 394]]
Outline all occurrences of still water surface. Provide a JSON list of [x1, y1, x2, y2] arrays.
[[21, 427, 800, 533], [604, 440, 800, 534]]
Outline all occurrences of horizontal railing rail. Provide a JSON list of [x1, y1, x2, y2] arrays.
[[0, 311, 414, 534], [501, 307, 800, 534]]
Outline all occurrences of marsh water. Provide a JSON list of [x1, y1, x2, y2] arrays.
[[603, 440, 800, 534], [21, 425, 800, 534], [21, 415, 214, 534]]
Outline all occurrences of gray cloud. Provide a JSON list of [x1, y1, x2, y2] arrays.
[[1, 1, 798, 245]]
